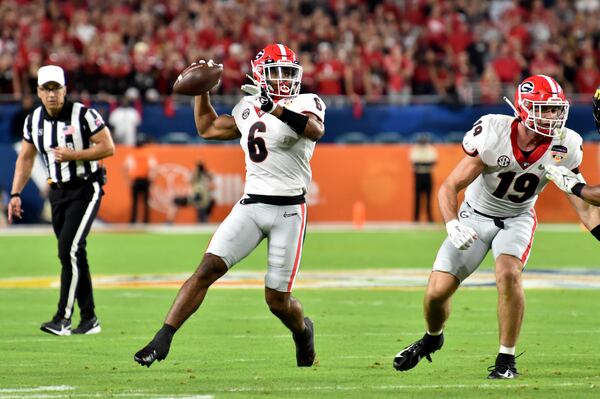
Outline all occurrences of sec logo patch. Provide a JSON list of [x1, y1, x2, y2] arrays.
[[497, 155, 511, 167]]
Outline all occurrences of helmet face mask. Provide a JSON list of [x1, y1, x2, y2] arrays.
[[514, 75, 569, 137], [251, 44, 302, 99], [263, 64, 302, 97], [524, 102, 569, 136]]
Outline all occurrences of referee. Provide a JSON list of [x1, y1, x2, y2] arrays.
[[8, 65, 115, 336]]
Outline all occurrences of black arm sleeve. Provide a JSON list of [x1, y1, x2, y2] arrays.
[[278, 107, 309, 135]]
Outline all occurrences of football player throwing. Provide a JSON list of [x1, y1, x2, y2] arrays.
[[134, 44, 325, 368]]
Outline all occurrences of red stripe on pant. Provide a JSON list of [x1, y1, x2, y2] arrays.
[[287, 203, 306, 292], [520, 209, 537, 263]]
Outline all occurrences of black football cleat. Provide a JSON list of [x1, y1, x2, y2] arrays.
[[72, 317, 101, 335], [487, 353, 519, 379], [134, 344, 164, 368], [393, 333, 444, 371], [293, 317, 316, 367], [134, 325, 175, 367], [40, 316, 72, 336]]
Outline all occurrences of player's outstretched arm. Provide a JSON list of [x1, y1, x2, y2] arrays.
[[545, 165, 600, 206], [565, 192, 600, 241], [194, 92, 241, 140], [577, 185, 600, 206]]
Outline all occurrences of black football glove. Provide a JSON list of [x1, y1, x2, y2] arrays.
[[593, 85, 600, 134], [134, 324, 176, 367], [253, 86, 276, 113]]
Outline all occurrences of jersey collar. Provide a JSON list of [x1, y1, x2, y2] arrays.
[[42, 100, 73, 121], [510, 119, 552, 169]]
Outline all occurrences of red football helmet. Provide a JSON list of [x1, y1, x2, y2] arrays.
[[251, 44, 302, 98], [511, 74, 570, 137]]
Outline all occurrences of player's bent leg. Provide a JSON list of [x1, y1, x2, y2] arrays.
[[424, 271, 460, 333], [265, 288, 315, 367], [265, 288, 305, 332], [393, 271, 459, 372], [134, 253, 228, 368], [165, 253, 228, 328], [494, 254, 525, 348]]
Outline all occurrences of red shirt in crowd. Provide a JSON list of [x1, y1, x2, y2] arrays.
[[316, 59, 345, 95]]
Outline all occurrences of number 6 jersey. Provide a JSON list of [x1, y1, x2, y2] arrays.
[[232, 93, 326, 196], [462, 114, 583, 217]]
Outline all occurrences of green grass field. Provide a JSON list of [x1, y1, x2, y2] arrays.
[[1, 227, 599, 398]]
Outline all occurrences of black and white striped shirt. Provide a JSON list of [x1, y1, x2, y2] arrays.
[[23, 101, 106, 184]]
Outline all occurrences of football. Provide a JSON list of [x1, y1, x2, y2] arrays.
[[172, 62, 223, 96]]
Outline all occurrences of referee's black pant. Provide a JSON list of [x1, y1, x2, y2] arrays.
[[49, 181, 103, 321]]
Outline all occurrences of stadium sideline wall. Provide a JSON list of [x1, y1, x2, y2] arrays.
[[85, 143, 599, 224], [2, 143, 598, 224]]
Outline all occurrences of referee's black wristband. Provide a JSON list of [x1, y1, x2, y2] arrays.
[[279, 107, 309, 135], [591, 225, 600, 241], [571, 183, 585, 198], [10, 192, 20, 198]]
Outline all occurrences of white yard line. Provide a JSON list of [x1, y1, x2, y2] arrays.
[[1, 383, 586, 398], [223, 381, 593, 392], [0, 387, 73, 393], [0, 392, 213, 399]]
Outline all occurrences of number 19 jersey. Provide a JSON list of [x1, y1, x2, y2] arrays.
[[232, 94, 326, 196], [462, 114, 583, 217]]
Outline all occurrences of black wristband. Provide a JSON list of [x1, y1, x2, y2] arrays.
[[591, 225, 600, 241], [279, 107, 309, 135], [10, 192, 20, 198], [571, 183, 585, 198]]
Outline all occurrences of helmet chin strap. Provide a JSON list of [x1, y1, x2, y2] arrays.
[[503, 96, 519, 118]]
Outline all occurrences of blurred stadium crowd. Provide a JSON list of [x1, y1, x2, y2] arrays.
[[0, 0, 599, 104]]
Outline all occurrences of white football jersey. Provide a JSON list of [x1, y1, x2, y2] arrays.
[[462, 114, 583, 216], [232, 93, 326, 196]]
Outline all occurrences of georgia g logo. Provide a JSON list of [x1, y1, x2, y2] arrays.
[[520, 81, 534, 93], [497, 155, 511, 167]]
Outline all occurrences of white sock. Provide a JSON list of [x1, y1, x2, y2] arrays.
[[499, 345, 515, 355], [427, 329, 443, 336]]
